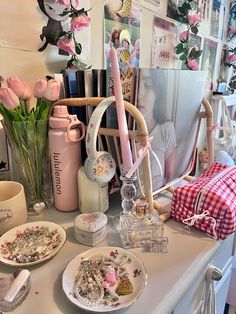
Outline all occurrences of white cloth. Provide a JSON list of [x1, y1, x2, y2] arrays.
[[149, 121, 176, 191]]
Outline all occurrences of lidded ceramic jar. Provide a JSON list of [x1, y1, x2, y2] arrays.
[[74, 212, 107, 246]]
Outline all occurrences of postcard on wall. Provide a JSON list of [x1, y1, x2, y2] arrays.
[[151, 16, 177, 69], [201, 38, 218, 90], [227, 1, 236, 42], [219, 44, 230, 82], [104, 1, 141, 68], [210, 0, 226, 40], [167, 0, 184, 22], [167, 0, 210, 25], [135, 69, 206, 194], [198, 0, 211, 23], [135, 0, 167, 16], [37, 0, 91, 60], [0, 0, 91, 59]]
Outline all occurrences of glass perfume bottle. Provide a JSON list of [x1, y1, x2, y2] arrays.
[[119, 199, 167, 250], [109, 166, 168, 252]]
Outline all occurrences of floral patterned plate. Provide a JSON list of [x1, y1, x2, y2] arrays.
[[62, 246, 147, 312], [0, 221, 66, 266]]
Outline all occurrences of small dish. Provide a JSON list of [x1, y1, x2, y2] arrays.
[[0, 221, 66, 266], [62, 246, 147, 312], [0, 270, 31, 312]]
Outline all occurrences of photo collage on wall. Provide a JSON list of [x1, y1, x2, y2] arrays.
[[104, 1, 141, 69]]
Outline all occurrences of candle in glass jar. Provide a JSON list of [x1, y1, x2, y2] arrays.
[[109, 46, 133, 170]]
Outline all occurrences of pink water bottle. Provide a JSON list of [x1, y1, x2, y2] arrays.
[[49, 106, 85, 211]]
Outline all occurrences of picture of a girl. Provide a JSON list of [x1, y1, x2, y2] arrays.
[[137, 69, 177, 191]]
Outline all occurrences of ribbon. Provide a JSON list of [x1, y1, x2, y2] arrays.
[[183, 210, 217, 240], [126, 137, 163, 179], [207, 124, 229, 132]]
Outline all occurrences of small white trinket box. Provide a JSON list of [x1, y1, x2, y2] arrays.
[[74, 212, 107, 246]]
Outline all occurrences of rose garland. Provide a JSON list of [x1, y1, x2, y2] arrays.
[[55, 0, 91, 69], [175, 0, 202, 70]]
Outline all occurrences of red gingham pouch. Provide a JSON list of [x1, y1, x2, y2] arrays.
[[171, 162, 236, 240]]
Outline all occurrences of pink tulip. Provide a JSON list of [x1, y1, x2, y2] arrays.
[[57, 36, 76, 55], [188, 15, 201, 26], [226, 54, 236, 64], [70, 13, 90, 32], [44, 80, 61, 101], [0, 87, 20, 109], [187, 59, 199, 71], [33, 79, 48, 98], [6, 76, 32, 100], [179, 30, 189, 42], [21, 82, 32, 100]]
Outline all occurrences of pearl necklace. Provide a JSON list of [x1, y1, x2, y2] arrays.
[[72, 253, 129, 307]]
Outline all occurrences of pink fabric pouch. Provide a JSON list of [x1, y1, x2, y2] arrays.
[[171, 162, 236, 240]]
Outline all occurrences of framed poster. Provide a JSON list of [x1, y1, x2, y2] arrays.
[[167, 0, 185, 22], [218, 44, 230, 82], [227, 1, 236, 42], [135, 0, 167, 16], [136, 68, 207, 194], [201, 38, 218, 90], [104, 0, 141, 68], [151, 16, 177, 69], [210, 0, 226, 40]]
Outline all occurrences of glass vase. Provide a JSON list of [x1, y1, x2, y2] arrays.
[[108, 165, 137, 231], [3, 119, 52, 214]]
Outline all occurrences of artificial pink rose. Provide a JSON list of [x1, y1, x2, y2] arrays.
[[57, 36, 76, 55], [56, 0, 71, 8], [187, 59, 199, 71], [71, 0, 79, 7], [70, 13, 90, 32], [188, 15, 201, 26], [33, 79, 48, 98], [179, 30, 189, 42], [44, 79, 61, 101], [0, 87, 20, 109], [6, 76, 32, 100], [228, 27, 236, 34], [226, 54, 236, 64]]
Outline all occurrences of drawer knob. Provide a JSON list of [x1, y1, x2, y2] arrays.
[[206, 265, 222, 282]]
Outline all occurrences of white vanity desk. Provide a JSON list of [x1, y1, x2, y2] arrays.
[[0, 193, 234, 314]]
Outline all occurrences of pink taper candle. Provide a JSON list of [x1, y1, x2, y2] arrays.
[[109, 46, 133, 170]]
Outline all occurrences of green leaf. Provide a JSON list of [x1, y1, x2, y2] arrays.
[[75, 43, 82, 55], [180, 54, 187, 61], [178, 7, 187, 14], [181, 17, 189, 24], [72, 58, 90, 70], [182, 2, 191, 10], [176, 43, 184, 54]]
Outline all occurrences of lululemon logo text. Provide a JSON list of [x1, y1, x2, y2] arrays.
[[53, 152, 62, 195]]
